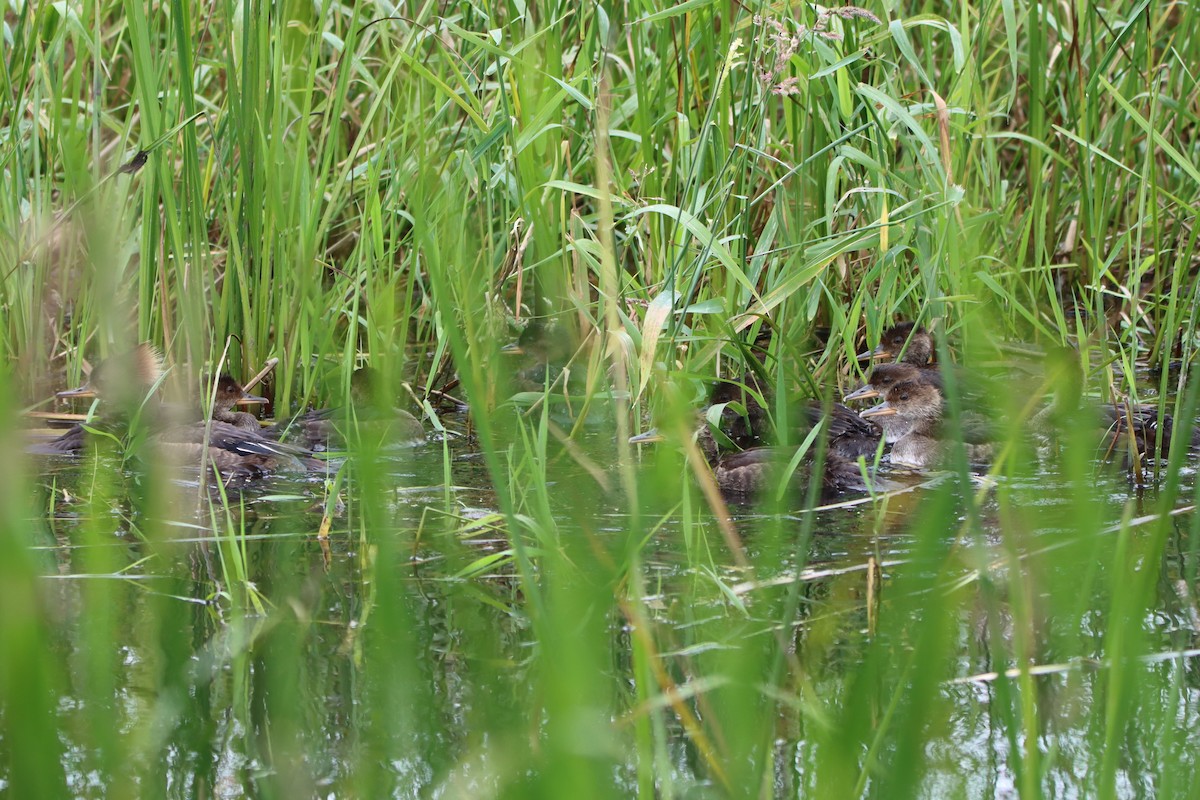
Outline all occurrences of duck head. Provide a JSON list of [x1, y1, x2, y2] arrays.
[[58, 344, 164, 408], [859, 322, 934, 366], [844, 362, 932, 402]]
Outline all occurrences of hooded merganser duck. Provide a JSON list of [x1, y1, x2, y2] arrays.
[[705, 445, 867, 500], [860, 322, 935, 365], [1094, 401, 1200, 461], [800, 402, 885, 459], [270, 367, 424, 452], [1027, 347, 1200, 460], [845, 362, 943, 402], [706, 376, 772, 449], [860, 380, 993, 469], [27, 344, 165, 456], [851, 325, 1003, 410], [708, 374, 883, 460], [208, 374, 269, 431], [154, 418, 323, 479], [501, 320, 579, 394], [29, 347, 321, 480], [844, 363, 942, 444], [630, 412, 870, 502]]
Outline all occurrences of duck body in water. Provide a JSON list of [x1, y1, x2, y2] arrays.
[[27, 344, 164, 457], [270, 368, 424, 452], [28, 348, 322, 480], [860, 380, 994, 469], [632, 411, 871, 503], [708, 446, 869, 501], [1099, 402, 1200, 459], [1024, 347, 1200, 462], [709, 376, 883, 460], [810, 402, 886, 459]]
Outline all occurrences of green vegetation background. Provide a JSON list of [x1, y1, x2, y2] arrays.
[[2, 0, 1199, 797]]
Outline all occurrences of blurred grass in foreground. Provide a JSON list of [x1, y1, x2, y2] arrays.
[[4, 0, 1200, 797]]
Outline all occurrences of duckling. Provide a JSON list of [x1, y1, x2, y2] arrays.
[[208, 374, 269, 431], [270, 367, 424, 452], [707, 446, 869, 500], [810, 402, 887, 459], [631, 413, 870, 502], [1030, 347, 1200, 460], [153, 417, 322, 479], [845, 362, 942, 403], [709, 376, 882, 460], [1094, 401, 1200, 462], [27, 344, 164, 456], [860, 322, 935, 366], [29, 347, 321, 480], [860, 380, 993, 469], [844, 363, 941, 444], [706, 376, 772, 450]]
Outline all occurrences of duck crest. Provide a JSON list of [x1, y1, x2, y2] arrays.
[[129, 343, 166, 387]]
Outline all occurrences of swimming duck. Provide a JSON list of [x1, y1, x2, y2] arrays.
[[208, 374, 269, 431], [708, 375, 883, 460], [630, 412, 870, 502], [29, 347, 321, 480], [860, 380, 993, 469], [706, 376, 772, 450], [845, 362, 942, 403], [844, 363, 942, 444], [1029, 347, 1200, 460], [155, 418, 322, 479], [704, 445, 867, 500], [270, 367, 424, 452], [1090, 400, 1200, 462], [849, 333, 1002, 413], [804, 402, 886, 459], [27, 344, 164, 456]]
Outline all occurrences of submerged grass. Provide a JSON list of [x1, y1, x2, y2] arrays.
[[3, 0, 1200, 796]]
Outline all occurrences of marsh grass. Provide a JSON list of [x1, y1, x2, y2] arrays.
[[3, 0, 1200, 796]]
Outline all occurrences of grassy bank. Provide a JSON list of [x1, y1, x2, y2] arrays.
[[3, 0, 1200, 796]]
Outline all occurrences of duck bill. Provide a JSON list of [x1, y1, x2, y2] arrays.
[[844, 384, 880, 402], [57, 383, 97, 399], [500, 342, 525, 355], [628, 428, 665, 444], [857, 344, 892, 361], [860, 402, 897, 419], [236, 391, 270, 406]]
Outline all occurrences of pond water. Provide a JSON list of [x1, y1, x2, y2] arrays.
[[14, 405, 1200, 798]]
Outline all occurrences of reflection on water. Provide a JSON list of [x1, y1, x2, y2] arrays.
[[16, 413, 1200, 798]]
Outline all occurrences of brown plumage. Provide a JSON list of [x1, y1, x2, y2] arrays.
[[861, 322, 935, 366], [633, 412, 871, 502], [207, 374, 268, 432], [28, 344, 164, 456], [269, 368, 424, 452], [860, 380, 993, 469], [709, 446, 869, 501], [29, 349, 322, 480], [845, 363, 942, 444], [846, 362, 942, 402]]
